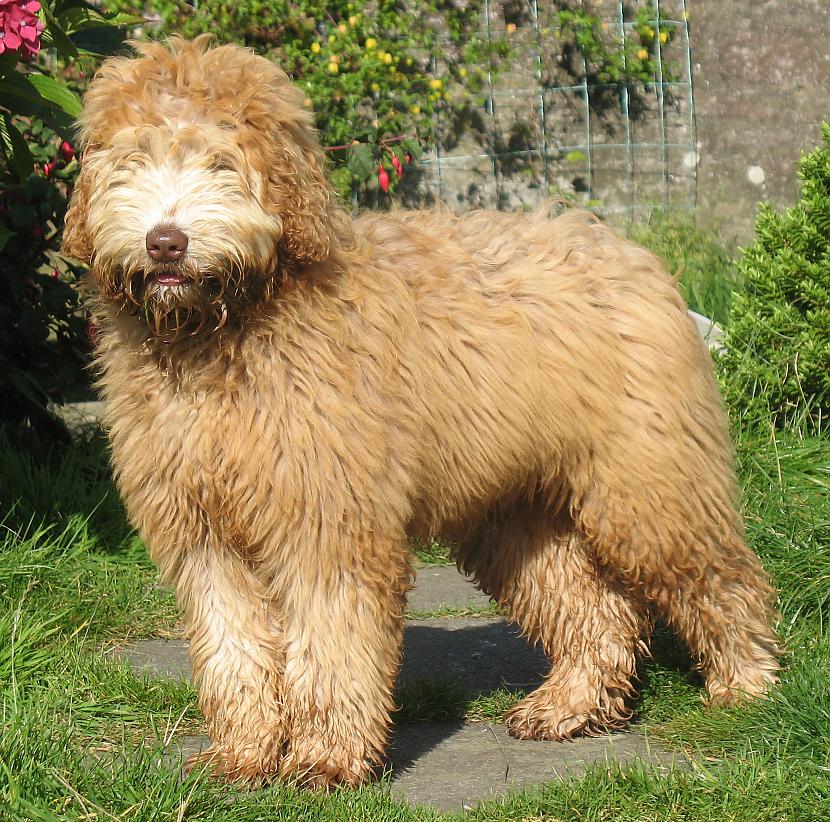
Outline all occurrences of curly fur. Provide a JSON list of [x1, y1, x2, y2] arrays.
[[63, 36, 779, 788]]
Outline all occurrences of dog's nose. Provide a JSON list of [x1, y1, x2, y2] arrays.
[[146, 225, 189, 262]]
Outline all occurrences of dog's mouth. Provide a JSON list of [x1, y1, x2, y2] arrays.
[[153, 270, 189, 287], [96, 259, 277, 346]]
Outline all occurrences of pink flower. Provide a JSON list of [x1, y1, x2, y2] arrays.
[[0, 0, 45, 62], [378, 164, 390, 193]]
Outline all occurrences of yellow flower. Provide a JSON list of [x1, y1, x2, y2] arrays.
[[458, 67, 467, 78], [348, 14, 359, 26], [330, 53, 340, 63], [370, 82, 380, 92], [382, 52, 393, 64], [364, 37, 377, 49], [310, 41, 321, 54], [506, 22, 516, 34], [405, 57, 412, 66], [429, 78, 442, 90], [644, 25, 654, 38], [443, 91, 452, 101], [659, 31, 668, 43], [329, 33, 336, 42], [337, 23, 347, 34], [327, 61, 339, 74], [637, 48, 649, 60], [409, 104, 421, 114]]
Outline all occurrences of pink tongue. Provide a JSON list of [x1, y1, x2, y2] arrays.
[[155, 273, 186, 286]]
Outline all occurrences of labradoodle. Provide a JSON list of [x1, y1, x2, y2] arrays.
[[63, 36, 778, 788]]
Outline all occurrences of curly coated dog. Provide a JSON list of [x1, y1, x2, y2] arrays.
[[63, 36, 778, 788]]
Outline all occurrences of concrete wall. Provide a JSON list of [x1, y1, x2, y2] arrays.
[[413, 1, 830, 243], [691, 0, 830, 243]]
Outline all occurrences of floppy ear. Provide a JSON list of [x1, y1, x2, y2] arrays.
[[61, 163, 94, 263], [264, 123, 340, 264]]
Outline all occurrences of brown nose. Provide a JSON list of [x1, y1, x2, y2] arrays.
[[146, 225, 189, 262]]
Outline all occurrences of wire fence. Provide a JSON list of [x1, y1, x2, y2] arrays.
[[417, 0, 696, 221]]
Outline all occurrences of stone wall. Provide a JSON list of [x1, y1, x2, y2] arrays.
[[412, 1, 830, 243], [692, 0, 830, 243]]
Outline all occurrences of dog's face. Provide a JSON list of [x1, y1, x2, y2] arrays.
[[63, 36, 344, 341]]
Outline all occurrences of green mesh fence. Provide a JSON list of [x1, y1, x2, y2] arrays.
[[419, 0, 696, 218]]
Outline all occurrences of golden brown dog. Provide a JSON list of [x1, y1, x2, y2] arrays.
[[63, 36, 778, 788]]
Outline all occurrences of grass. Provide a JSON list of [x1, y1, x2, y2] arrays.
[[629, 209, 740, 325], [3, 423, 828, 821]]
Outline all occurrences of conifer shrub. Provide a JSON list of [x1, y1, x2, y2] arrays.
[[718, 125, 830, 434]]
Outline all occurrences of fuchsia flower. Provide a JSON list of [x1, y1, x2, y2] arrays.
[[0, 0, 45, 62]]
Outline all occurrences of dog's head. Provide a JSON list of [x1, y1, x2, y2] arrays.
[[63, 36, 350, 341]]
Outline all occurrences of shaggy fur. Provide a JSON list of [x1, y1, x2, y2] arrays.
[[63, 36, 779, 788]]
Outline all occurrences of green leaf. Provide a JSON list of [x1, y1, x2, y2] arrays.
[[403, 137, 423, 162], [0, 72, 46, 112], [346, 143, 374, 179], [0, 114, 34, 180], [0, 224, 15, 252], [71, 26, 128, 57], [26, 74, 82, 117], [41, 5, 80, 59], [56, 6, 109, 33]]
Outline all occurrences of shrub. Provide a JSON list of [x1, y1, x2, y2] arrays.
[[718, 124, 830, 434], [0, 3, 132, 443], [103, 0, 678, 200]]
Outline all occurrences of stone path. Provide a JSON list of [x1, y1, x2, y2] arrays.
[[120, 565, 682, 812]]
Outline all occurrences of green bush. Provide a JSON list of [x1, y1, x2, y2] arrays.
[[718, 124, 830, 434], [103, 0, 678, 199], [0, 3, 134, 443]]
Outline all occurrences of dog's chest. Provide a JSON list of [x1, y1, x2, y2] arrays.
[[110, 370, 300, 555]]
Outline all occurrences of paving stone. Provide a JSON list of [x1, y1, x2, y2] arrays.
[[167, 724, 680, 813], [388, 722, 680, 811], [408, 565, 492, 614], [119, 616, 682, 811]]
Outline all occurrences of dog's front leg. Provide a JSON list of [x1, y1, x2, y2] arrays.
[[177, 544, 287, 782], [274, 525, 411, 788]]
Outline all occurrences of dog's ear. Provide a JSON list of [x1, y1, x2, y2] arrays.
[[61, 162, 94, 263], [263, 124, 340, 264]]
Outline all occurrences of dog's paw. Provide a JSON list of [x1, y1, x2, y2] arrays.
[[704, 670, 778, 708], [183, 744, 279, 785], [505, 691, 632, 741], [279, 739, 375, 790]]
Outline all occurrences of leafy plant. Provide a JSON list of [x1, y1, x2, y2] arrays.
[[0, 1, 135, 442], [718, 123, 830, 434], [557, 1, 678, 86]]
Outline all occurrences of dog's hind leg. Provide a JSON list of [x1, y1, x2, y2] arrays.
[[572, 420, 780, 706], [456, 499, 648, 740]]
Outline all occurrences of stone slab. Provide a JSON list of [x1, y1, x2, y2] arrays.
[[388, 722, 679, 812], [164, 722, 679, 813], [408, 565, 492, 614], [119, 619, 682, 810], [121, 617, 546, 695]]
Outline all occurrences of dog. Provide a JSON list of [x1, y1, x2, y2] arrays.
[[63, 36, 779, 788]]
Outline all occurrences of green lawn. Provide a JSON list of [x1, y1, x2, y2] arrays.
[[2, 420, 828, 821]]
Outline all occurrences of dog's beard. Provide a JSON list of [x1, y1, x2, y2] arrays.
[[98, 259, 275, 344]]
